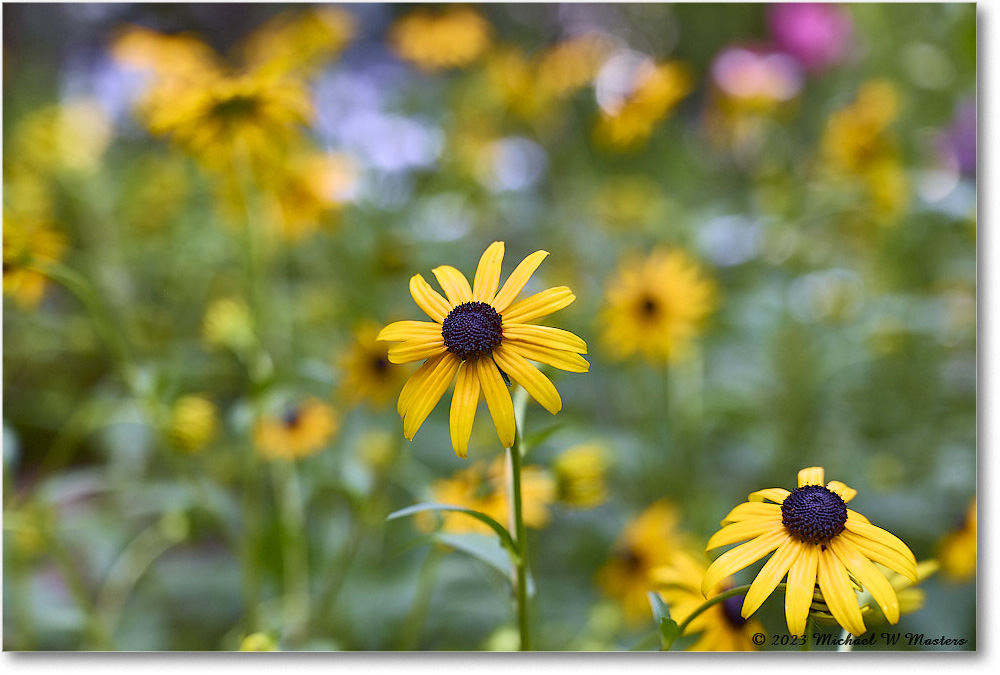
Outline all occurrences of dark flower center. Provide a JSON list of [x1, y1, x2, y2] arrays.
[[283, 406, 302, 429], [371, 355, 389, 374], [441, 301, 503, 360], [637, 294, 661, 319], [781, 485, 848, 545], [212, 93, 261, 121], [721, 593, 747, 629]]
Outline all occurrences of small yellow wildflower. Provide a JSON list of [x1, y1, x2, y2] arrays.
[[389, 6, 492, 72], [595, 61, 692, 150], [337, 320, 411, 409], [3, 212, 68, 310], [202, 297, 256, 354], [253, 398, 339, 461], [554, 443, 608, 508], [938, 498, 976, 582]]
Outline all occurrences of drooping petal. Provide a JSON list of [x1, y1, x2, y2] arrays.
[[797, 467, 825, 487], [378, 320, 442, 342], [701, 529, 787, 596], [720, 501, 782, 526], [472, 241, 504, 303], [503, 340, 590, 373], [816, 547, 866, 636], [432, 265, 473, 306], [829, 537, 900, 625], [397, 353, 447, 416], [476, 357, 516, 448], [401, 353, 461, 441], [449, 360, 481, 458], [706, 515, 783, 551], [502, 286, 576, 324], [501, 323, 586, 353], [839, 530, 918, 582], [387, 338, 446, 364], [492, 343, 561, 414], [843, 519, 917, 579], [742, 537, 803, 618], [784, 543, 819, 636], [492, 250, 549, 312], [827, 481, 857, 503], [409, 274, 451, 323], [748, 488, 790, 504]]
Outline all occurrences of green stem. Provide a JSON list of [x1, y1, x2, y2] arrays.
[[397, 546, 444, 650], [48, 535, 113, 650], [271, 460, 310, 645], [801, 615, 814, 651], [836, 627, 853, 652], [507, 428, 530, 651], [673, 583, 770, 638]]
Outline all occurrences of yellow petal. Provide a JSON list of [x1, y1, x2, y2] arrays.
[[502, 286, 576, 324], [492, 249, 548, 312], [702, 529, 787, 596], [449, 360, 481, 458], [784, 543, 819, 636], [472, 241, 504, 303], [378, 320, 442, 342], [827, 481, 857, 503], [501, 323, 586, 353], [398, 353, 447, 416], [839, 530, 918, 582], [720, 501, 782, 525], [748, 488, 790, 504], [402, 353, 460, 441], [502, 341, 590, 373], [476, 357, 515, 448], [410, 274, 451, 323], [843, 519, 917, 578], [432, 265, 472, 306], [829, 537, 900, 625], [797, 467, 825, 487], [817, 547, 866, 636], [742, 537, 803, 618], [387, 338, 446, 364], [492, 343, 561, 414], [706, 515, 783, 551], [846, 509, 871, 525]]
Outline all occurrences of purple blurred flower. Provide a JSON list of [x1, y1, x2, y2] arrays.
[[769, 3, 852, 72], [942, 98, 976, 175]]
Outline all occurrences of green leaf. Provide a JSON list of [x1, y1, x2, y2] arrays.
[[386, 502, 518, 555], [522, 423, 565, 450], [647, 591, 680, 650]]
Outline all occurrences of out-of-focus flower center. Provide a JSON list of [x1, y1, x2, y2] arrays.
[[283, 406, 303, 429], [441, 301, 503, 360], [721, 593, 748, 628], [781, 484, 847, 544]]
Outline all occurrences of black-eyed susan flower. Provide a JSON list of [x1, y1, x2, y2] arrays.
[[388, 6, 492, 72], [654, 550, 764, 651], [554, 443, 608, 509], [703, 466, 918, 637], [337, 320, 409, 409], [419, 455, 555, 535], [377, 241, 589, 458], [596, 501, 692, 625], [3, 212, 67, 310], [938, 498, 976, 582], [599, 247, 717, 364], [253, 398, 339, 461]]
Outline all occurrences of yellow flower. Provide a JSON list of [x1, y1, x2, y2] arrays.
[[599, 248, 717, 364], [703, 467, 918, 637], [377, 241, 589, 458], [168, 395, 220, 454], [421, 454, 555, 535], [13, 99, 112, 175], [595, 61, 692, 150], [202, 297, 256, 354], [337, 320, 410, 409], [938, 498, 976, 582], [241, 7, 355, 78], [111, 25, 218, 84], [264, 152, 357, 242], [389, 6, 492, 72], [554, 443, 608, 508], [238, 632, 278, 651], [253, 398, 339, 461], [653, 550, 764, 651], [596, 501, 692, 625], [859, 560, 938, 626], [3, 212, 67, 310]]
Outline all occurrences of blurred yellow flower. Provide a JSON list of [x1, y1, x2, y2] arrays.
[[596, 501, 693, 625], [554, 443, 608, 508], [242, 7, 355, 78], [653, 550, 764, 651], [203, 297, 256, 354], [377, 241, 588, 458], [420, 454, 555, 535], [3, 212, 67, 310], [337, 320, 410, 409], [859, 560, 938, 626], [238, 632, 279, 651], [389, 6, 491, 72], [111, 25, 218, 83], [254, 398, 340, 461], [12, 98, 112, 175], [595, 61, 692, 150], [937, 498, 976, 582], [599, 248, 717, 364], [264, 152, 357, 242], [168, 394, 221, 454]]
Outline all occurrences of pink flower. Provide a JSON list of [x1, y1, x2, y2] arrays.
[[769, 3, 853, 72]]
